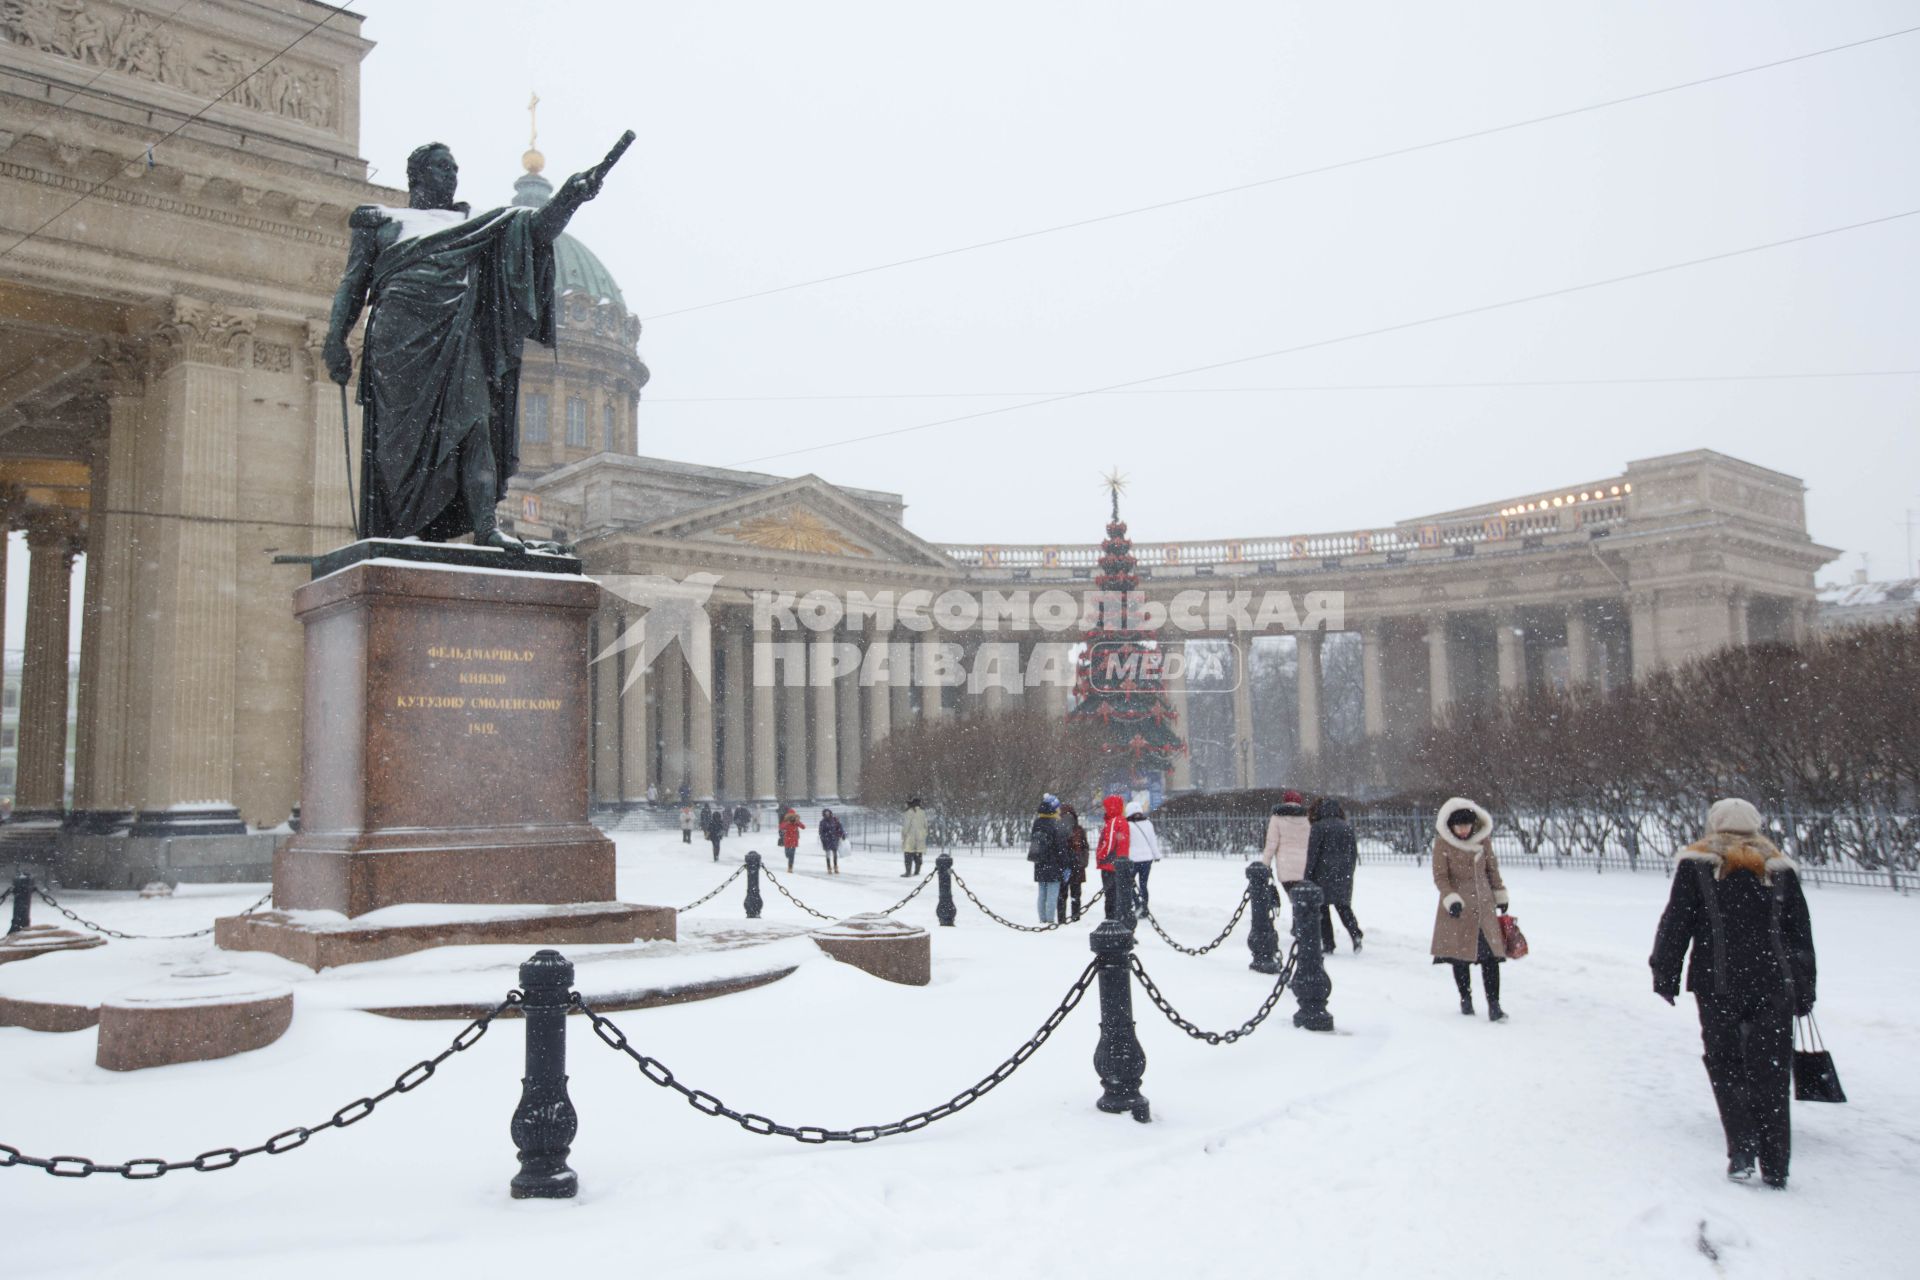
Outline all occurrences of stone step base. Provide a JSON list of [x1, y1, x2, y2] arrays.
[[214, 901, 675, 970]]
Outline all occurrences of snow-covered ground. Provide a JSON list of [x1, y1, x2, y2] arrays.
[[4, 832, 1916, 1279]]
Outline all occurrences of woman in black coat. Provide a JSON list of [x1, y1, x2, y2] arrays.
[[1305, 798, 1363, 952], [1650, 798, 1817, 1190], [1027, 794, 1069, 924]]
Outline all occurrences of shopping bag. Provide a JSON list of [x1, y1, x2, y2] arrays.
[[1497, 912, 1529, 959], [1793, 1016, 1847, 1103]]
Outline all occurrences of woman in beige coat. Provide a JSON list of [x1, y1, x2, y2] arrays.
[[1261, 790, 1312, 886], [1430, 797, 1512, 1022]]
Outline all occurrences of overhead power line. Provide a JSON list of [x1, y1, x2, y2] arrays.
[[0, 2, 359, 266], [730, 207, 1920, 466], [645, 23, 1920, 323], [647, 369, 1920, 404]]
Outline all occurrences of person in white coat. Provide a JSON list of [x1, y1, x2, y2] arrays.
[[1125, 799, 1163, 912]]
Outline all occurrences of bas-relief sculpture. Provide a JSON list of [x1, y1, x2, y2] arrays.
[[1, 0, 338, 129]]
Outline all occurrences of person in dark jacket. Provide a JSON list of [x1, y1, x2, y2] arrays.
[[733, 803, 752, 837], [1651, 798, 1817, 1190], [1306, 797, 1363, 953], [702, 805, 728, 862], [1060, 804, 1091, 923], [819, 808, 846, 874], [1027, 793, 1069, 923]]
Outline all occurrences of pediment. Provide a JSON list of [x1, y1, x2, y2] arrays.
[[635, 476, 957, 569]]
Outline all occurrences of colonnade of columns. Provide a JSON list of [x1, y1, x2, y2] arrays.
[[586, 587, 1794, 802], [587, 612, 1087, 806]]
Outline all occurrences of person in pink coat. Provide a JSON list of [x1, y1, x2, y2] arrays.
[[1261, 789, 1312, 887]]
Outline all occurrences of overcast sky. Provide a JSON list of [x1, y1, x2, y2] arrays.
[[16, 0, 1920, 654], [349, 0, 1920, 577]]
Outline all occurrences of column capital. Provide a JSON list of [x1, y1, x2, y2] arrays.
[[23, 507, 86, 560], [154, 296, 256, 372], [92, 336, 149, 397]]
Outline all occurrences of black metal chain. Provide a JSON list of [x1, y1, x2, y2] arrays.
[[1140, 888, 1252, 956], [950, 871, 1101, 933], [876, 870, 936, 915], [573, 959, 1099, 1142], [0, 993, 519, 1179], [678, 866, 744, 914], [32, 886, 272, 940], [757, 868, 840, 921], [1129, 945, 1299, 1045]]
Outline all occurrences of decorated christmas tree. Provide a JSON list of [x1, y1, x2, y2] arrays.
[[1069, 472, 1185, 777]]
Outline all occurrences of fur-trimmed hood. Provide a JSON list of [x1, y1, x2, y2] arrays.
[[1435, 797, 1494, 852], [1679, 832, 1795, 884]]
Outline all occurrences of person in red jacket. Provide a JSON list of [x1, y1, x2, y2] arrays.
[[778, 809, 805, 872], [1094, 794, 1131, 918]]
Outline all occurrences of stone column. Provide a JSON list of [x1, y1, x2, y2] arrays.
[[16, 513, 82, 818], [918, 634, 949, 720], [721, 615, 749, 800], [1231, 630, 1255, 789], [837, 625, 862, 797], [1628, 590, 1661, 679], [1165, 638, 1193, 791], [75, 344, 143, 815], [1360, 620, 1387, 738], [750, 622, 778, 803], [687, 610, 717, 803], [889, 627, 912, 729], [1426, 614, 1453, 722], [659, 644, 687, 798], [132, 298, 253, 813], [1726, 589, 1751, 649], [591, 609, 623, 805], [782, 668, 810, 801], [1494, 610, 1523, 695], [811, 632, 841, 801], [1564, 604, 1591, 688], [866, 626, 894, 749], [1296, 630, 1324, 760], [619, 609, 652, 803]]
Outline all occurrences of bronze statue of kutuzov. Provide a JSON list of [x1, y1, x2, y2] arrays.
[[323, 134, 631, 549]]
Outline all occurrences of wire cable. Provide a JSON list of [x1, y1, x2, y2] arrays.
[[646, 368, 1920, 404], [730, 206, 1920, 465], [0, 2, 359, 265], [644, 23, 1920, 322]]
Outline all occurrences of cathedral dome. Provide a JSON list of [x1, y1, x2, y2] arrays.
[[511, 169, 626, 310]]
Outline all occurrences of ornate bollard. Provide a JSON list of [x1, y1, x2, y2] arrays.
[[744, 851, 763, 919], [1090, 920, 1150, 1122], [9, 871, 31, 934], [935, 853, 956, 927], [509, 949, 579, 1199], [1286, 882, 1334, 1032], [1245, 863, 1280, 974]]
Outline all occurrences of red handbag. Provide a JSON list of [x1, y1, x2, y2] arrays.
[[1498, 913, 1529, 959]]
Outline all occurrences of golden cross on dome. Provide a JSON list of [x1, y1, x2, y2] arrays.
[[528, 91, 540, 149]]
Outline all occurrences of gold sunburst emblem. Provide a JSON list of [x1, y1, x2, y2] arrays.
[[723, 508, 871, 557]]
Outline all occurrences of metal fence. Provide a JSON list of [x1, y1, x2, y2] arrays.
[[846, 808, 1920, 893]]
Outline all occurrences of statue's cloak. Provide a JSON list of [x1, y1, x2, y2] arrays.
[[354, 204, 555, 539]]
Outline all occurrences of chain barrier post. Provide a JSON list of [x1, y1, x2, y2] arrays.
[[1090, 920, 1150, 1122], [1286, 883, 1334, 1032], [1245, 863, 1279, 974], [9, 872, 30, 934], [509, 950, 579, 1200], [743, 851, 763, 919], [935, 853, 956, 927]]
